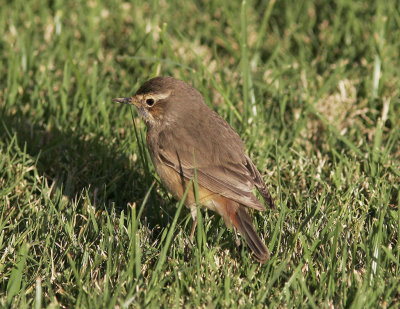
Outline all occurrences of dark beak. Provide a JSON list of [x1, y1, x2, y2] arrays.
[[112, 97, 133, 105]]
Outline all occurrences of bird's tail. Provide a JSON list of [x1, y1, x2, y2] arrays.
[[232, 206, 269, 263]]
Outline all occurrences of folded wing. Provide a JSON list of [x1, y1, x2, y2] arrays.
[[156, 110, 273, 210]]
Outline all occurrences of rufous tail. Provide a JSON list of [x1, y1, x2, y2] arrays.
[[234, 206, 269, 263]]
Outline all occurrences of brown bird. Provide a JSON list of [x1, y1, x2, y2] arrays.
[[113, 76, 275, 263]]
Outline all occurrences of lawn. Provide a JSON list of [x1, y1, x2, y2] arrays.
[[1, 0, 399, 307]]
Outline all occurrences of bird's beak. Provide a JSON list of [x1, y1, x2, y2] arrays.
[[112, 97, 138, 106]]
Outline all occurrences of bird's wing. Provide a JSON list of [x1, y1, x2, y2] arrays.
[[156, 111, 269, 211]]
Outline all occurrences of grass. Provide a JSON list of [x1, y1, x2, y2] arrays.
[[1, 0, 399, 307]]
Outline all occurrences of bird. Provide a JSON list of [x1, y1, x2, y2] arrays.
[[113, 76, 275, 263]]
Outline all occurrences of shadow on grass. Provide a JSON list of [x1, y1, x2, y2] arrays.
[[0, 111, 172, 236]]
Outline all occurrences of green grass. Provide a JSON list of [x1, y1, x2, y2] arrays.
[[1, 0, 400, 307]]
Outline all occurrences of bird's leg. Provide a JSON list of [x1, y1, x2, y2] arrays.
[[190, 220, 197, 242], [189, 205, 197, 243], [234, 227, 241, 247]]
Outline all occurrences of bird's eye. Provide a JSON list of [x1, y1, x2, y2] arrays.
[[146, 98, 155, 106]]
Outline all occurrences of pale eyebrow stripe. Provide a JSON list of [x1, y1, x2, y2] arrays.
[[150, 91, 171, 101]]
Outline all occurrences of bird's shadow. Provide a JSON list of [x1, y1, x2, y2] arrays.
[[0, 111, 170, 237]]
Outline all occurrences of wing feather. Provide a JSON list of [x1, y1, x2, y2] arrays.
[[155, 110, 268, 211]]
